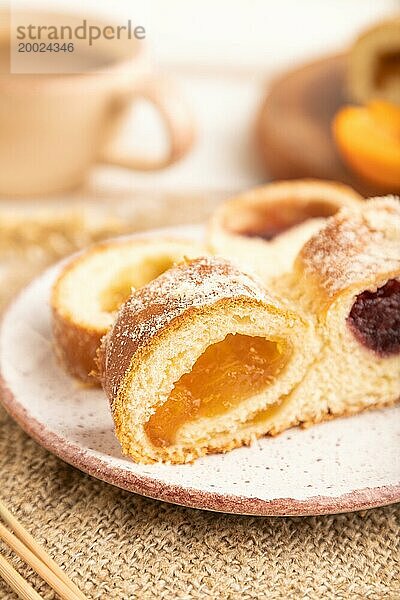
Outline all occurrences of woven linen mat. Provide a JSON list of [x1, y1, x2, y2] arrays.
[[0, 199, 399, 600]]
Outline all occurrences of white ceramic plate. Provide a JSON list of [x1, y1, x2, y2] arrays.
[[1, 225, 399, 516]]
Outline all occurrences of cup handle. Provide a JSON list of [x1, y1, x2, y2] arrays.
[[101, 75, 196, 171]]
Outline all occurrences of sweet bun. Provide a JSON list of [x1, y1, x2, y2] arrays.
[[98, 257, 316, 464], [268, 196, 400, 435], [208, 179, 363, 282], [51, 237, 205, 383]]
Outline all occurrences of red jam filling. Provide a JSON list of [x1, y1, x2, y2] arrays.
[[347, 279, 400, 356]]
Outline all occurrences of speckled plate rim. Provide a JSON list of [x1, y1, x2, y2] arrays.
[[1, 229, 400, 517], [1, 372, 400, 516]]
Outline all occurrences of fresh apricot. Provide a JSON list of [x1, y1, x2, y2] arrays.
[[332, 100, 400, 191], [368, 100, 400, 136]]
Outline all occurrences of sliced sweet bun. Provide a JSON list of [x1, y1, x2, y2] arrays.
[[51, 237, 206, 384], [266, 196, 400, 435], [348, 17, 400, 105], [98, 257, 316, 464], [208, 179, 363, 283]]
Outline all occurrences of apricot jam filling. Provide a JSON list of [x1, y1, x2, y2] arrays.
[[145, 333, 289, 447], [347, 279, 400, 356], [228, 200, 338, 241], [100, 257, 174, 313]]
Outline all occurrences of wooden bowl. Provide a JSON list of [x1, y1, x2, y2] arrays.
[[256, 54, 381, 197]]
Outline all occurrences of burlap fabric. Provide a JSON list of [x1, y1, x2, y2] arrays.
[[0, 198, 399, 599]]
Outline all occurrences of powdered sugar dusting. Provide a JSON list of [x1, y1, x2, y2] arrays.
[[2, 231, 400, 513], [124, 256, 270, 338], [101, 257, 279, 401], [298, 197, 400, 296]]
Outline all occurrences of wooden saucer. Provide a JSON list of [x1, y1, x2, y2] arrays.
[[256, 54, 380, 196]]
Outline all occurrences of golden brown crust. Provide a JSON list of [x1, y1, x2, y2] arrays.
[[208, 179, 363, 282], [210, 178, 363, 237], [99, 256, 287, 405], [296, 196, 400, 303], [111, 389, 398, 465], [109, 296, 294, 464], [99, 199, 400, 465], [51, 242, 117, 384], [52, 236, 205, 384], [52, 308, 102, 383], [99, 256, 314, 464]]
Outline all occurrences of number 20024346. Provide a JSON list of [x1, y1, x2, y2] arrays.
[[18, 42, 75, 52]]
